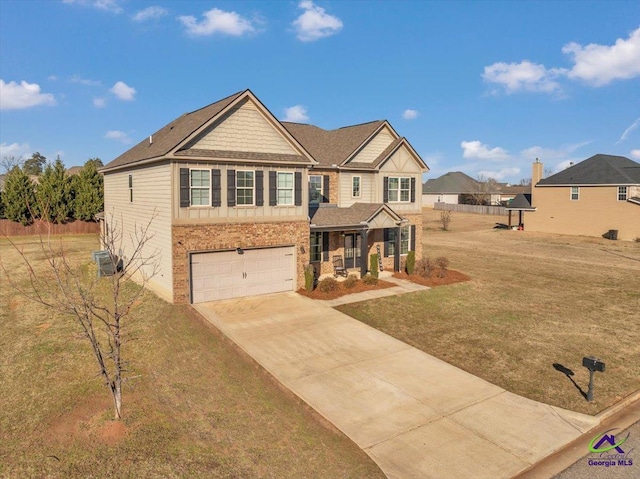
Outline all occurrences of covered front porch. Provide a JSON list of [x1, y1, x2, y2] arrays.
[[309, 203, 415, 279]]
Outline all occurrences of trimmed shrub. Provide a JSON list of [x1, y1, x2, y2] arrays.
[[405, 251, 416, 275], [362, 273, 378, 285], [344, 274, 358, 289], [304, 264, 315, 292], [435, 256, 449, 278], [317, 277, 339, 293], [369, 254, 379, 279], [415, 257, 435, 278]]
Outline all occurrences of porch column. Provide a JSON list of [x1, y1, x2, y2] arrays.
[[360, 229, 368, 277], [394, 226, 401, 272]]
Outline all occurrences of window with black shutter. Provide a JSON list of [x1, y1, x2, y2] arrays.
[[211, 169, 221, 207], [227, 170, 236, 207], [255, 170, 264, 206]]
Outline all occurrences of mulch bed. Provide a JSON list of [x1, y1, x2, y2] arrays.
[[393, 269, 471, 287], [298, 278, 395, 300]]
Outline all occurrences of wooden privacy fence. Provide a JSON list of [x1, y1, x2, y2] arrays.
[[434, 202, 507, 216], [0, 219, 100, 237]]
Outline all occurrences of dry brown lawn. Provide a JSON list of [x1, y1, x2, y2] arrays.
[[338, 209, 640, 415], [0, 235, 383, 478]]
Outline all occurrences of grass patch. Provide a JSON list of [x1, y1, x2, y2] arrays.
[[337, 210, 640, 415], [0, 235, 383, 478]]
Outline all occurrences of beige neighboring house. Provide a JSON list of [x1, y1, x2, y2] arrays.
[[101, 89, 429, 304], [527, 155, 640, 241]]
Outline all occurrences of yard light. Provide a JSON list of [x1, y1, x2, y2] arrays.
[[582, 356, 605, 402]]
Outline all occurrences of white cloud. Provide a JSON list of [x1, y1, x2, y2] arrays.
[[482, 61, 564, 94], [477, 167, 521, 181], [133, 6, 168, 22], [402, 109, 419, 120], [63, 0, 123, 14], [110, 81, 136, 101], [461, 140, 510, 161], [0, 142, 31, 160], [93, 97, 106, 108], [630, 149, 640, 160], [48, 75, 58, 81], [0, 79, 56, 110], [178, 8, 256, 36], [520, 140, 592, 162], [293, 0, 343, 42], [283, 105, 309, 122], [617, 117, 640, 143], [563, 27, 640, 86], [105, 130, 132, 143], [70, 75, 101, 86]]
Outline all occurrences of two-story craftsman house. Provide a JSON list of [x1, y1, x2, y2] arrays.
[[102, 89, 429, 304]]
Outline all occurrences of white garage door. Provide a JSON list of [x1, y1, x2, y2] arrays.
[[191, 246, 295, 303]]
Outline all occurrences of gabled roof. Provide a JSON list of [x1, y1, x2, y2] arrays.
[[537, 154, 640, 186], [422, 171, 480, 194], [505, 193, 535, 211], [282, 120, 385, 167], [309, 203, 403, 230]]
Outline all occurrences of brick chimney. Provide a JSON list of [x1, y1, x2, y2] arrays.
[[532, 158, 543, 186]]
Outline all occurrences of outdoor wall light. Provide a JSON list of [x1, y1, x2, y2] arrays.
[[582, 356, 605, 402], [236, 247, 244, 255], [300, 246, 305, 254]]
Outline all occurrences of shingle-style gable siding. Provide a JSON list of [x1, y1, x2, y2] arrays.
[[190, 99, 297, 156], [348, 126, 395, 164]]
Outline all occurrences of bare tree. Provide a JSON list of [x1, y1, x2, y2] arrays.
[[468, 175, 499, 205], [1, 212, 159, 419], [1, 155, 25, 173], [440, 210, 452, 231]]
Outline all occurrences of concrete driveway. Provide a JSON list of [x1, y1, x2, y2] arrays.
[[194, 292, 598, 479]]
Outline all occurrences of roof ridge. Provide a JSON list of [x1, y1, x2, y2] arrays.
[[336, 119, 384, 130], [184, 89, 247, 116]]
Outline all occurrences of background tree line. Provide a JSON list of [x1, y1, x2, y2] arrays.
[[0, 153, 104, 225]]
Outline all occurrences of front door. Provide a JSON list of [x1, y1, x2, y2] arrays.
[[344, 233, 361, 269]]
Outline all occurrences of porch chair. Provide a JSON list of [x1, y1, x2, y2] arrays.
[[332, 255, 347, 277]]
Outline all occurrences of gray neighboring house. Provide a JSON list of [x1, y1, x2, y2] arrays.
[[422, 171, 501, 206]]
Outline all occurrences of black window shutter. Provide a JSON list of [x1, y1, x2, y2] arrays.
[[383, 228, 390, 257], [295, 172, 302, 206], [383, 177, 389, 203], [211, 169, 221, 207], [179, 168, 190, 207], [255, 170, 264, 206], [410, 177, 416, 203], [411, 224, 416, 251], [323, 175, 330, 203], [227, 169, 236, 207], [269, 171, 277, 206], [322, 232, 329, 262]]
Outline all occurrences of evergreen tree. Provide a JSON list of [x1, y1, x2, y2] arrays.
[[2, 167, 37, 225], [37, 158, 72, 223], [0, 191, 5, 219], [72, 159, 104, 221], [23, 152, 47, 176]]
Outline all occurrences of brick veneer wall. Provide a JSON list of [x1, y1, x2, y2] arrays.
[[172, 220, 310, 303]]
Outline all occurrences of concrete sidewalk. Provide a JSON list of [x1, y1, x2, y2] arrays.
[[194, 292, 598, 479]]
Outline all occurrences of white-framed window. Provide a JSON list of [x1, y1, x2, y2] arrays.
[[236, 170, 254, 206], [310, 232, 322, 262], [352, 176, 361, 198], [309, 175, 323, 204], [388, 177, 411, 202], [618, 186, 628, 201], [190, 169, 210, 206], [570, 186, 579, 201], [387, 226, 410, 256], [277, 172, 294, 205]]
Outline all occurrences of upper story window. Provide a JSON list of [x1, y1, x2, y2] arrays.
[[309, 175, 323, 204], [352, 176, 361, 198], [570, 186, 579, 201], [190, 169, 210, 206], [277, 172, 294, 205], [388, 177, 411, 202], [236, 170, 254, 206], [618, 186, 628, 201]]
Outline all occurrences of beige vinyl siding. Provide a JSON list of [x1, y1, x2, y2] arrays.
[[379, 145, 423, 212], [103, 162, 173, 301], [190, 99, 297, 155], [338, 172, 375, 207], [349, 127, 395, 164], [528, 184, 640, 241], [173, 162, 308, 222]]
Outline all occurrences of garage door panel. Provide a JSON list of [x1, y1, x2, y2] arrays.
[[191, 246, 295, 303]]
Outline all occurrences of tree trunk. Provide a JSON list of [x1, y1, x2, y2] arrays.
[[112, 381, 122, 420]]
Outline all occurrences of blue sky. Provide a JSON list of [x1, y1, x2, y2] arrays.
[[1, 0, 639, 183]]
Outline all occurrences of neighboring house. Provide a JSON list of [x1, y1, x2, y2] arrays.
[[421, 171, 501, 206], [101, 89, 429, 304], [497, 183, 530, 204], [527, 155, 640, 240]]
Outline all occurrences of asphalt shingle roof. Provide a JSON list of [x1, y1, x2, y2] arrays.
[[537, 154, 640, 185], [310, 203, 400, 228], [505, 193, 534, 210], [422, 171, 480, 194]]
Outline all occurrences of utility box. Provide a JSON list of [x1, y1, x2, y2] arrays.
[[94, 252, 122, 277]]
